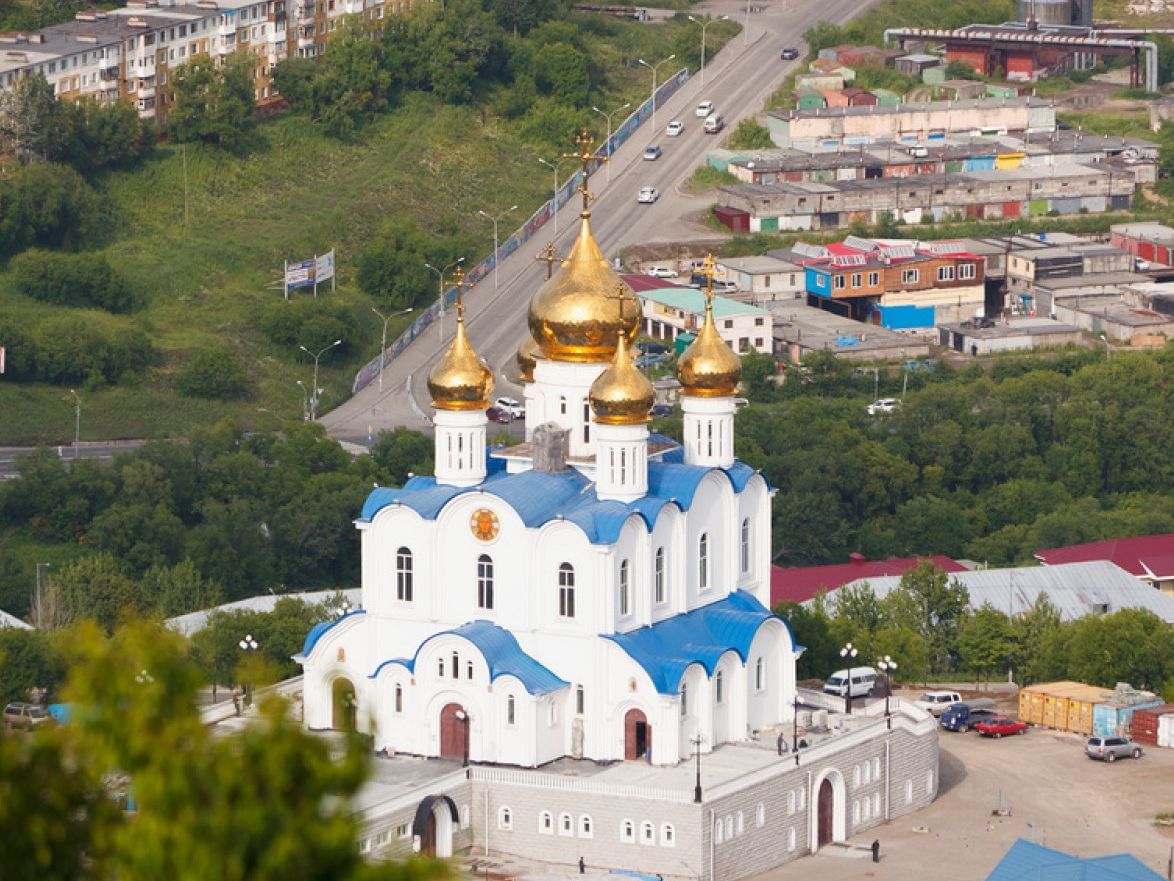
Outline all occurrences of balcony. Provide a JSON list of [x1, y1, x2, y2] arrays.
[[218, 21, 236, 36], [138, 85, 155, 98]]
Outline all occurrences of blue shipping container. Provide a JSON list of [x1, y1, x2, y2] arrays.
[[1092, 700, 1164, 737]]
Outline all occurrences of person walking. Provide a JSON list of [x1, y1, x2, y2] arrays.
[[777, 732, 785, 756], [871, 840, 881, 863], [579, 856, 586, 874]]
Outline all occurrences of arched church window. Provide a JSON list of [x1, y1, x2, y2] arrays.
[[654, 547, 665, 604], [394, 684, 402, 713], [582, 401, 590, 444], [698, 533, 710, 591], [575, 685, 584, 715], [679, 682, 688, 718], [560, 396, 567, 415], [619, 560, 630, 617], [396, 547, 413, 601], [506, 694, 515, 725], [539, 811, 553, 834], [558, 563, 575, 618], [437, 657, 444, 677], [498, 806, 512, 830], [741, 518, 751, 573], [466, 661, 474, 680], [451, 651, 459, 679], [477, 554, 494, 610], [715, 670, 724, 704], [755, 657, 764, 691]]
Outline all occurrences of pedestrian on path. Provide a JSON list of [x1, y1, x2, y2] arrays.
[[579, 856, 585, 874], [777, 732, 784, 755], [871, 840, 881, 863]]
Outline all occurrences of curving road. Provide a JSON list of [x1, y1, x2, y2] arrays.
[[323, 0, 873, 444]]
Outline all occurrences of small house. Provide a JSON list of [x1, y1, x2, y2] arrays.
[[895, 53, 941, 75]]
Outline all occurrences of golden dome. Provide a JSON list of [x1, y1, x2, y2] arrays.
[[427, 280, 494, 410], [589, 331, 653, 425], [515, 333, 541, 383], [678, 292, 741, 398]]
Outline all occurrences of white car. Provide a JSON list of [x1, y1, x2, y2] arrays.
[[647, 265, 678, 278], [666, 120, 684, 137], [866, 398, 899, 415], [695, 100, 714, 118], [637, 186, 659, 204], [494, 397, 525, 419]]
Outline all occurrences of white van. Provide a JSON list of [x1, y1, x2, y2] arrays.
[[703, 113, 725, 134], [823, 667, 878, 699]]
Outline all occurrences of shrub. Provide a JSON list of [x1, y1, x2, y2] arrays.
[[30, 316, 155, 385], [0, 163, 98, 258], [175, 344, 252, 399], [11, 249, 136, 312], [260, 300, 357, 356]]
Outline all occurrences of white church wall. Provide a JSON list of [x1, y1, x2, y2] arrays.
[[735, 475, 771, 604], [648, 504, 684, 622], [684, 473, 736, 611], [678, 663, 713, 760], [746, 620, 791, 733]]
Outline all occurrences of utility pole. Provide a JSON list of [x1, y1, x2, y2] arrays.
[[68, 389, 80, 459]]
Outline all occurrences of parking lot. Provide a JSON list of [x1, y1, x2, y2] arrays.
[[753, 715, 1174, 881]]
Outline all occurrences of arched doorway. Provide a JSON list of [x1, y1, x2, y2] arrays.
[[332, 677, 357, 730], [817, 778, 834, 847], [438, 703, 468, 761], [624, 708, 651, 760], [413, 795, 457, 858]]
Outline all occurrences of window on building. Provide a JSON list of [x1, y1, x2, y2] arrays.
[[853, 801, 861, 824], [654, 547, 665, 604], [619, 559, 630, 617], [959, 263, 976, 280], [451, 651, 459, 678], [576, 685, 584, 715], [641, 821, 655, 845], [477, 554, 494, 610], [901, 268, 919, 285], [394, 684, 402, 713], [736, 812, 744, 835], [715, 670, 724, 704], [873, 757, 881, 778], [699, 533, 710, 590], [834, 275, 846, 289], [905, 779, 914, 805], [799, 787, 806, 810], [437, 657, 444, 677], [580, 815, 593, 837], [661, 823, 675, 846], [788, 790, 796, 815], [873, 792, 880, 816], [559, 813, 573, 836], [854, 765, 861, 787], [466, 661, 474, 680], [548, 701, 557, 725], [396, 547, 413, 601], [714, 820, 723, 844], [680, 682, 688, 718], [539, 811, 553, 834], [755, 337, 764, 348], [559, 396, 567, 415], [755, 657, 764, 691], [937, 265, 955, 282], [868, 271, 879, 286], [725, 816, 734, 839], [723, 319, 734, 329], [558, 563, 575, 618], [621, 820, 635, 843], [583, 401, 590, 444], [756, 803, 766, 827], [506, 694, 515, 725], [788, 827, 796, 852], [850, 273, 862, 288], [741, 518, 751, 573]]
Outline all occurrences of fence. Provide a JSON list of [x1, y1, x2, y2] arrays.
[[351, 68, 693, 395]]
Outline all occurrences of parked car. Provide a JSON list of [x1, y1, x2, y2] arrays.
[[781, 47, 799, 60], [823, 666, 878, 699], [711, 279, 738, 293], [914, 691, 963, 717], [867, 398, 899, 415], [639, 342, 670, 355], [486, 407, 512, 424], [3, 702, 51, 731], [642, 144, 662, 161], [695, 100, 714, 118], [666, 120, 684, 137], [1086, 736, 1143, 762], [975, 717, 1029, 738], [494, 397, 525, 419], [635, 352, 667, 368], [637, 186, 659, 204], [646, 265, 678, 278], [650, 403, 673, 418], [703, 113, 725, 134], [940, 704, 999, 732]]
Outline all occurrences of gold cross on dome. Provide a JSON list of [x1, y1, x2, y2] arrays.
[[562, 129, 604, 214], [535, 242, 562, 280], [604, 282, 633, 346], [450, 265, 467, 320], [701, 253, 718, 308]]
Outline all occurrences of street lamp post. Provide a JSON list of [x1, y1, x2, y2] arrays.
[[744, 0, 751, 46], [238, 633, 259, 708], [299, 339, 342, 421], [425, 257, 466, 344], [296, 380, 309, 422], [455, 709, 471, 767], [591, 101, 631, 183], [840, 641, 859, 715], [691, 731, 705, 803], [792, 693, 801, 757], [537, 157, 565, 235], [68, 389, 80, 458], [370, 307, 413, 393], [478, 206, 517, 293], [878, 656, 898, 729], [637, 54, 675, 134], [687, 15, 727, 85]]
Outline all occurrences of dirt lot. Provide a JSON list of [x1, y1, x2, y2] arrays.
[[751, 705, 1174, 881]]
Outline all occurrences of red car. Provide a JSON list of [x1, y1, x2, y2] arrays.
[[975, 717, 1028, 738], [486, 407, 512, 424]]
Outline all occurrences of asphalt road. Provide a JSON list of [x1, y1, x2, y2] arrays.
[[323, 0, 874, 445], [0, 441, 147, 479]]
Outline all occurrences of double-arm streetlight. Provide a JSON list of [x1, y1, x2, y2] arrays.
[[878, 655, 898, 728], [478, 206, 517, 293], [591, 101, 631, 183], [299, 339, 342, 421], [537, 157, 565, 234], [637, 54, 675, 134], [238, 633, 259, 707], [370, 307, 413, 393], [688, 15, 728, 85], [425, 257, 465, 343], [840, 641, 859, 715]]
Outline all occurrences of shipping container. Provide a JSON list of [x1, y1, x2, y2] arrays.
[[1093, 699, 1165, 738], [1129, 703, 1174, 745], [1159, 714, 1174, 748], [1017, 681, 1106, 734]]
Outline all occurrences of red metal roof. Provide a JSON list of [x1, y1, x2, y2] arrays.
[[1035, 534, 1174, 580], [621, 274, 689, 293], [770, 554, 967, 606]]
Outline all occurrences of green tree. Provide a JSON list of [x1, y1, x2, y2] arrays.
[[871, 625, 931, 684], [944, 59, 980, 80], [776, 598, 838, 680], [167, 52, 255, 149], [139, 560, 224, 618], [0, 627, 65, 703], [883, 561, 969, 673], [0, 73, 61, 163], [175, 344, 252, 400], [957, 604, 1012, 686], [371, 427, 433, 486], [534, 41, 588, 106], [0, 162, 98, 257], [11, 250, 136, 312], [49, 553, 146, 632], [1008, 593, 1062, 685], [308, 15, 392, 136], [357, 219, 435, 309], [727, 118, 774, 150]]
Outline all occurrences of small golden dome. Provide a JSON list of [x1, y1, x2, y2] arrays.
[[589, 332, 654, 425], [428, 315, 494, 411], [515, 333, 541, 383], [678, 299, 742, 398]]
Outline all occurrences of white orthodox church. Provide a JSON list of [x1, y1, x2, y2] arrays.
[[297, 168, 799, 769]]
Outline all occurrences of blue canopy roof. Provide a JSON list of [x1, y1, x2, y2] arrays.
[[369, 620, 567, 695], [605, 590, 784, 694], [297, 609, 366, 659], [987, 840, 1164, 881]]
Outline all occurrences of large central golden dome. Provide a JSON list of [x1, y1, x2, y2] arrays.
[[527, 214, 640, 362]]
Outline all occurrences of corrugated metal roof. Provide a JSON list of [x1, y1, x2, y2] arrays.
[[0, 608, 33, 630], [986, 839, 1164, 881], [1020, 681, 1111, 703], [828, 561, 1174, 623], [167, 588, 362, 637]]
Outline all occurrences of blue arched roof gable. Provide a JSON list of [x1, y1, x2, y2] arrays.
[[370, 620, 567, 695], [605, 590, 782, 694], [295, 609, 366, 660]]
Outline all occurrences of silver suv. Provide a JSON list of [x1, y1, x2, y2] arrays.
[[1086, 736, 1142, 762]]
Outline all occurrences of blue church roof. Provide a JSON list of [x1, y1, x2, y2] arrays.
[[986, 840, 1165, 881], [369, 620, 568, 695], [297, 608, 366, 659], [605, 590, 783, 694], [358, 448, 767, 548]]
